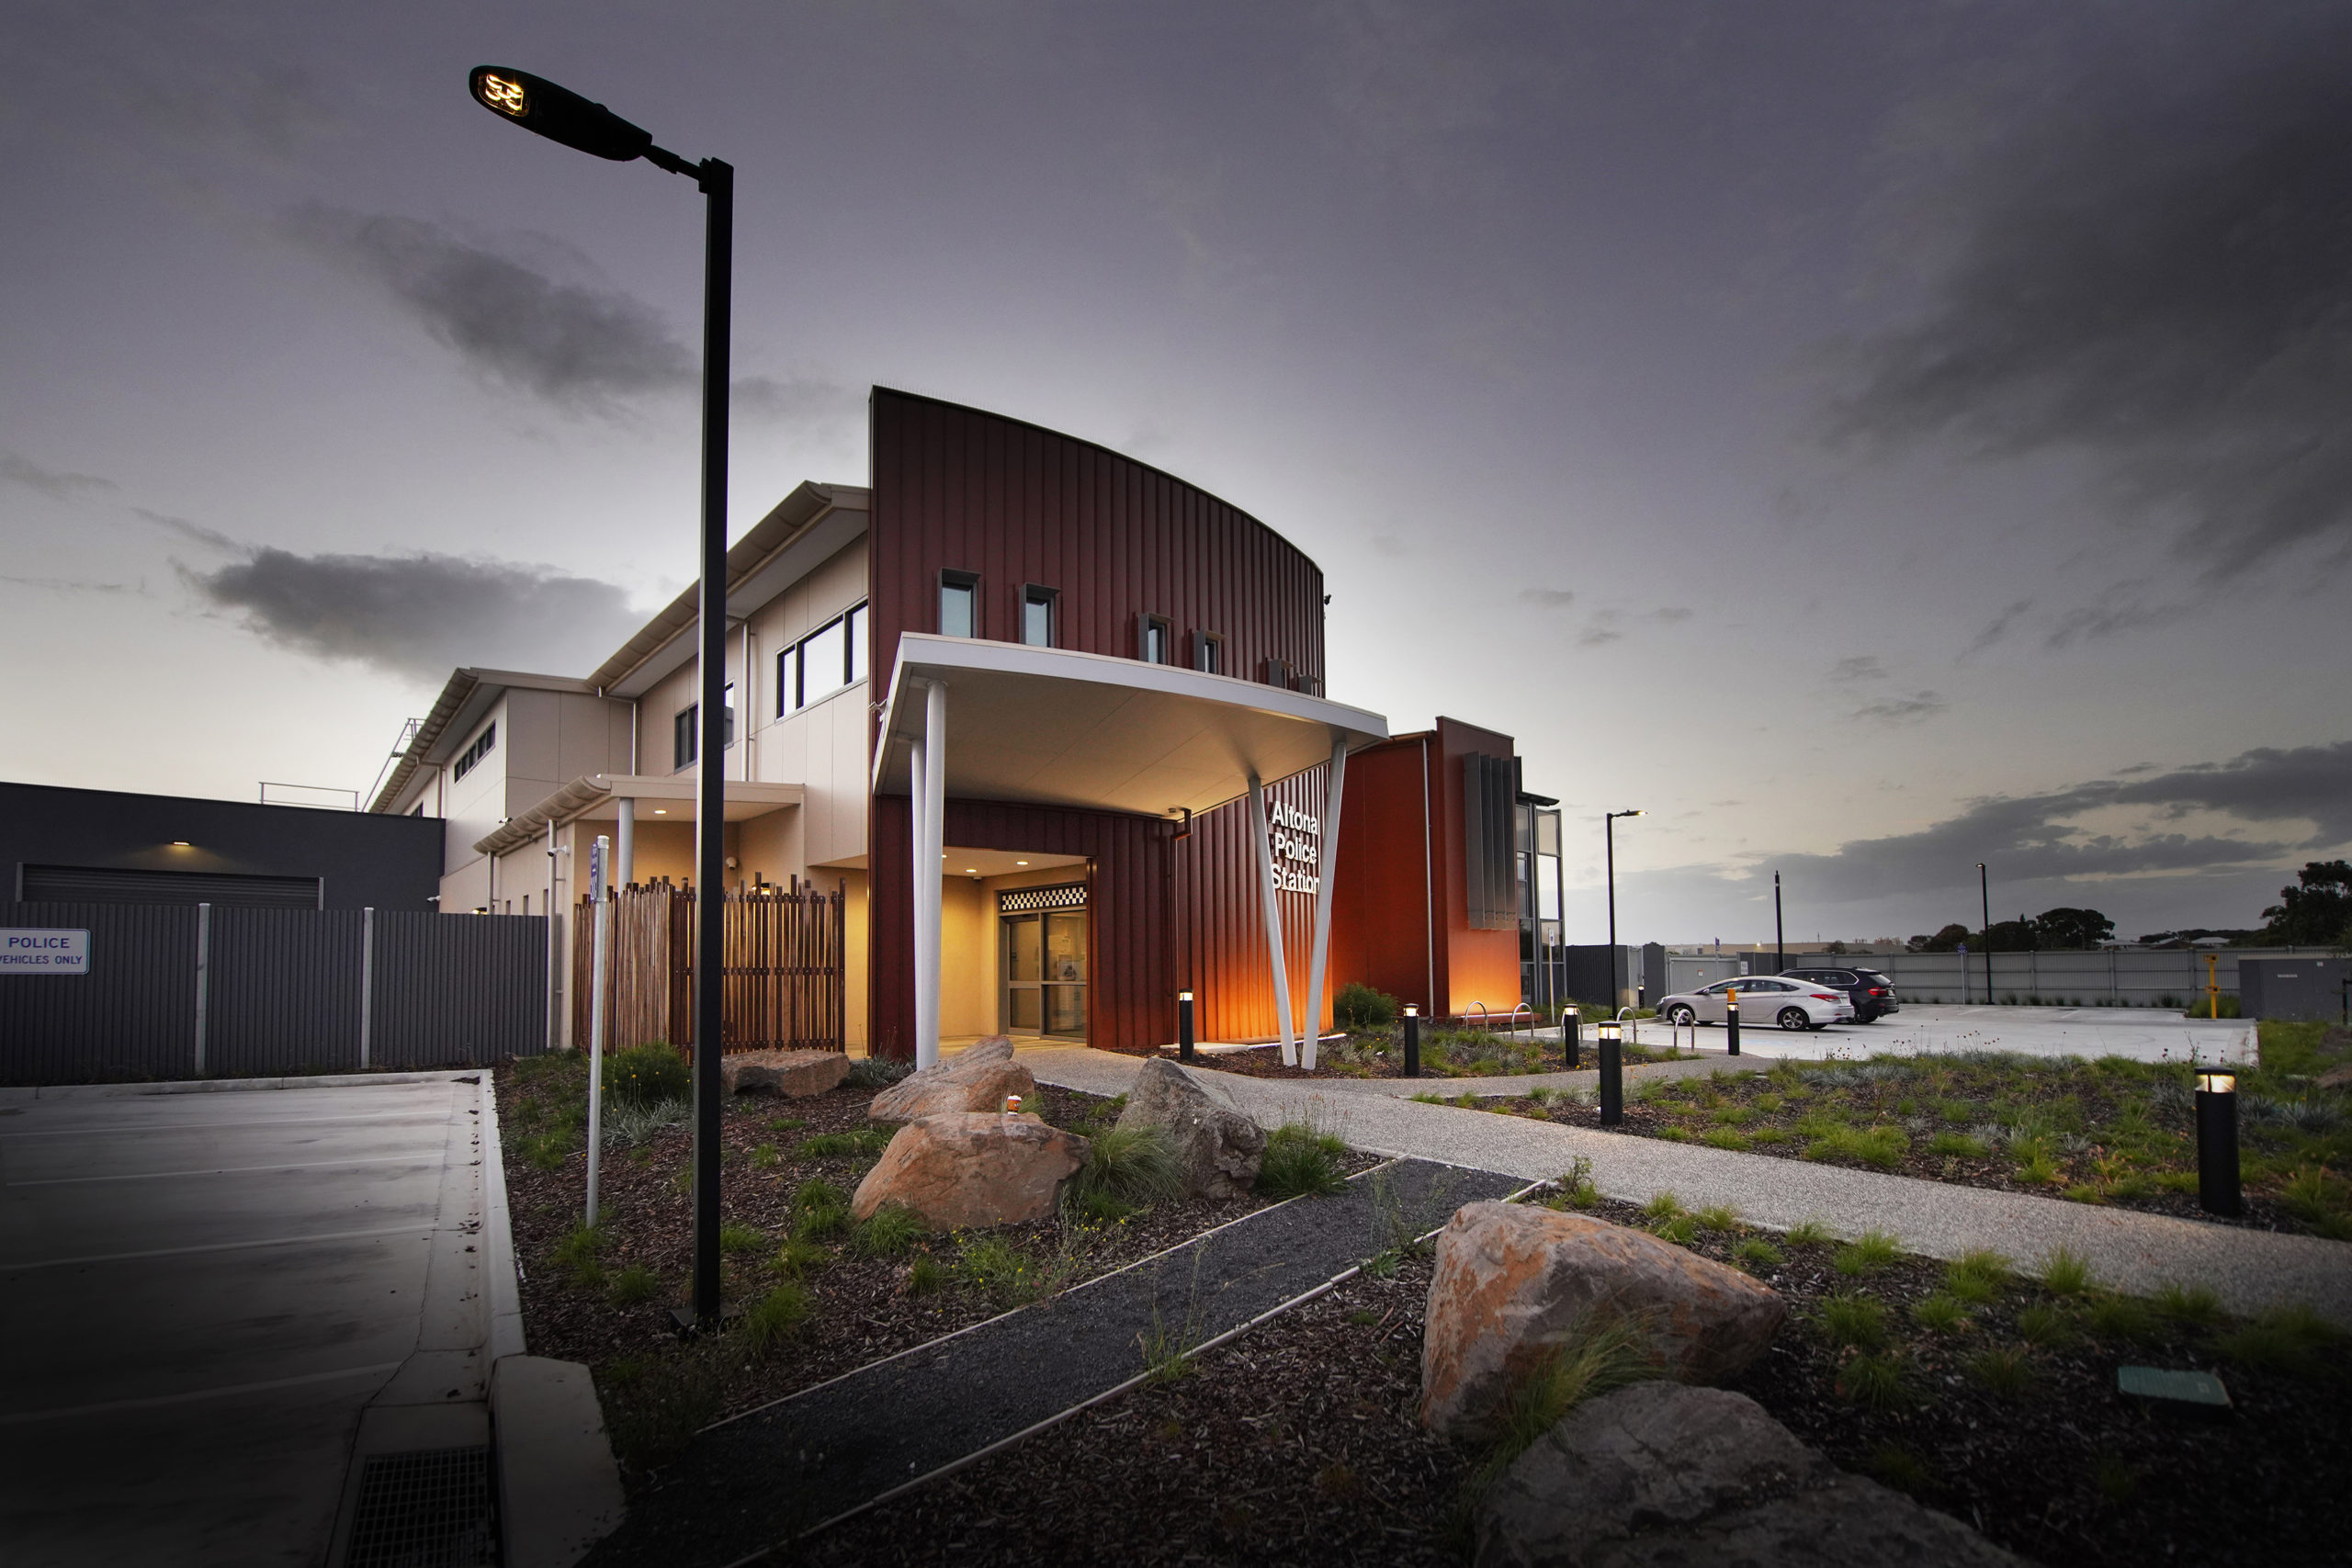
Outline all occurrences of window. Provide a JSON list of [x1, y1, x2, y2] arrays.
[[723, 682, 736, 749], [1262, 656, 1293, 689], [674, 705, 697, 768], [452, 721, 496, 782], [940, 572, 978, 638], [773, 601, 869, 716], [1021, 585, 1057, 648], [1193, 632, 1222, 674], [1139, 615, 1171, 665]]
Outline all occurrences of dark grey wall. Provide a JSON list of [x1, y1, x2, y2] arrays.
[[0, 781, 441, 910], [2238, 957, 2348, 1023]]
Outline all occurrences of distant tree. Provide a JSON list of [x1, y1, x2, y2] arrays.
[[1824, 940, 1849, 954], [1982, 919, 2038, 952], [1908, 923, 1972, 953], [2030, 908, 2115, 950], [2258, 861, 2352, 947]]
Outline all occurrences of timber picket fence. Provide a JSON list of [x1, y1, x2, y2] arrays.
[[571, 879, 847, 1057]]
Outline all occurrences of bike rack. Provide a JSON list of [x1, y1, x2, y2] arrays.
[[1508, 1002, 1533, 1043], [1464, 1001, 1489, 1034]]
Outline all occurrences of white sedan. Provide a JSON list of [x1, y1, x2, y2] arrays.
[[1655, 977, 1854, 1032]]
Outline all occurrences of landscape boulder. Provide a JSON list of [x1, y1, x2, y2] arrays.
[[1476, 1382, 2026, 1567], [718, 1049, 850, 1099], [1421, 1202, 1785, 1440], [1114, 1057, 1267, 1199], [850, 1111, 1089, 1229], [867, 1036, 1036, 1124]]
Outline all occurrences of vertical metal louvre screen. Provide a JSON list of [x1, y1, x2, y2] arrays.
[[0, 902, 548, 1084], [571, 881, 847, 1056]]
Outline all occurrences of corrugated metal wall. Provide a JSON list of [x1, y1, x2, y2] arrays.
[[0, 901, 198, 1082], [370, 910, 548, 1068], [0, 903, 547, 1084]]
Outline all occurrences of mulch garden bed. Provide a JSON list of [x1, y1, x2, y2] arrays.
[[1443, 1040, 2352, 1239], [803, 1185, 2348, 1568], [1185, 1027, 1679, 1082], [492, 1053, 1375, 1483]]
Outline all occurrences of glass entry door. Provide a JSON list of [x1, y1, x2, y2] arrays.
[[1001, 908, 1087, 1037]]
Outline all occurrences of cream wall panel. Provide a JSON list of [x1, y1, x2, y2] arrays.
[[443, 697, 507, 874], [939, 875, 991, 1037]]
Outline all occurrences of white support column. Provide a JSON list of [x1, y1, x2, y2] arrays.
[[1248, 774, 1297, 1066], [1300, 737, 1348, 1072], [616, 797, 636, 888], [587, 881, 609, 1227], [911, 680, 948, 1069], [909, 712, 933, 1069]]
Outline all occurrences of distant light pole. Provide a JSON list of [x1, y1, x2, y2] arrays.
[[1773, 870, 1784, 974], [1978, 863, 1994, 1006], [1605, 810, 1643, 1009], [469, 65, 734, 1331]]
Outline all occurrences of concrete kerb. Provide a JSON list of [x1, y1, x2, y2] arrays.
[[1024, 1046, 2352, 1331], [0, 1067, 486, 1104]]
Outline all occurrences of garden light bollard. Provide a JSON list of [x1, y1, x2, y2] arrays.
[[1725, 987, 1740, 1057], [1562, 1006, 1579, 1069], [1178, 989, 1195, 1064], [1598, 1019, 1623, 1125], [2194, 1066, 2242, 1217], [1403, 1005, 1419, 1077]]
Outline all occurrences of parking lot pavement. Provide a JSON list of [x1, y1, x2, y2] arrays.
[[0, 1072, 493, 1568], [1713, 1004, 2255, 1065]]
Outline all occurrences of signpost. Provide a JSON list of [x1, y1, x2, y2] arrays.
[[586, 836, 609, 1227], [1, 929, 90, 974]]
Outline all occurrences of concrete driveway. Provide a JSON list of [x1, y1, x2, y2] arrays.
[[1701, 1003, 2255, 1065], [0, 1071, 508, 1568]]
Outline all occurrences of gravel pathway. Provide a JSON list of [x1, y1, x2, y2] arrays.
[[580, 1156, 1522, 1568], [1027, 1047, 2352, 1327]]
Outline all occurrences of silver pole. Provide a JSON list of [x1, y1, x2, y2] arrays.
[[1247, 774, 1297, 1066], [1300, 739, 1348, 1072], [587, 873, 609, 1227]]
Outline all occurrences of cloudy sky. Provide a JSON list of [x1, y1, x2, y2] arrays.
[[5, 1, 2348, 946]]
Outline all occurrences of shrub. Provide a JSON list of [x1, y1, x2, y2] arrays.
[[741, 1283, 811, 1354], [853, 1202, 927, 1259], [1257, 1122, 1350, 1199], [1333, 980, 1401, 1031], [1076, 1124, 1184, 1206], [603, 1096, 691, 1146], [1815, 1292, 1889, 1349], [1912, 1292, 1969, 1334], [605, 1043, 692, 1107], [608, 1264, 662, 1304], [843, 1055, 915, 1089], [1552, 1157, 1600, 1210], [2038, 1247, 2095, 1296], [1837, 1350, 1912, 1410], [1832, 1230, 1901, 1277]]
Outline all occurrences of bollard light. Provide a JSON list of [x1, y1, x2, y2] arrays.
[[1726, 987, 1741, 1057], [2194, 1066, 2241, 1217], [1598, 1019, 1623, 1125], [1562, 1006, 1580, 1069], [1403, 1004, 1420, 1078], [1178, 989, 1196, 1064]]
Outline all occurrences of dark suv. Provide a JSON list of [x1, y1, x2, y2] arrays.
[[1781, 965, 1899, 1022]]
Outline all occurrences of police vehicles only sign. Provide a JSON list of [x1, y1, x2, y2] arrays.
[[2, 930, 90, 974]]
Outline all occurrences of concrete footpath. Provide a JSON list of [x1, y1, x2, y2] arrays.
[[1021, 1045, 2352, 1328]]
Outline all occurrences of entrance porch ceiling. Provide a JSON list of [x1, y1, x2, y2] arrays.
[[472, 773, 803, 857], [872, 634, 1388, 816]]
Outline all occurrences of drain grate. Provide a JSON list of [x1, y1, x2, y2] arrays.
[[346, 1445, 496, 1567]]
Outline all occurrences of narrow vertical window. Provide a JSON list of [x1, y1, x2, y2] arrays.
[[1263, 657, 1293, 689], [939, 573, 978, 638], [846, 603, 868, 682], [1021, 586, 1057, 648], [1139, 615, 1170, 665], [722, 682, 736, 749], [1194, 633, 1222, 674], [775, 646, 798, 716], [673, 705, 698, 768]]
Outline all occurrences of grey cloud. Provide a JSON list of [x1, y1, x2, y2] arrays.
[[1960, 599, 2033, 660], [1828, 655, 1887, 684], [2, 454, 114, 502], [2043, 590, 2183, 649], [730, 374, 864, 430], [1851, 690, 1948, 726], [1828, 22, 2352, 581], [187, 548, 643, 683], [1652, 607, 1693, 624], [1518, 587, 1575, 608], [135, 508, 242, 553], [288, 206, 693, 412], [0, 574, 135, 595]]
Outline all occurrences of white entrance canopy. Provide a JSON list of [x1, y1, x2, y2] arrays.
[[871, 635, 1387, 815], [872, 634, 1390, 1072]]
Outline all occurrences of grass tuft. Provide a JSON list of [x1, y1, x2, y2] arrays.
[[2015, 1303, 2076, 1348], [1783, 1218, 1835, 1247], [1731, 1237, 1785, 1273], [2154, 1281, 2222, 1325], [1912, 1292, 1970, 1335], [1832, 1229, 1901, 1277], [1943, 1249, 2012, 1303], [741, 1282, 811, 1354], [851, 1202, 927, 1259], [1076, 1124, 1184, 1206], [1964, 1345, 2038, 1398], [904, 1254, 949, 1296], [1692, 1204, 1743, 1234], [2085, 1293, 2157, 1343], [1815, 1292, 1890, 1350], [1256, 1122, 1350, 1199], [1478, 1313, 1660, 1483], [607, 1264, 661, 1305], [718, 1222, 768, 1255], [2037, 1247, 2095, 1297], [772, 1236, 831, 1277], [797, 1129, 890, 1159], [1835, 1349, 1912, 1410]]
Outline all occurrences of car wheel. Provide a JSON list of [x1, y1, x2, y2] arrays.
[[1777, 1007, 1811, 1032], [1667, 1004, 1697, 1026]]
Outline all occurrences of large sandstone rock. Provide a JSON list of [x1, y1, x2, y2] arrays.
[[868, 1036, 1036, 1125], [1114, 1058, 1266, 1200], [1421, 1203, 1785, 1440], [719, 1049, 850, 1098], [850, 1111, 1089, 1229], [1477, 1382, 2026, 1568]]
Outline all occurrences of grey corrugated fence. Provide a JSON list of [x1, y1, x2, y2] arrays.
[[0, 901, 547, 1085], [1662, 946, 2342, 1008]]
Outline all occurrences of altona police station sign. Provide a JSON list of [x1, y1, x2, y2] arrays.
[[2, 929, 90, 974], [1269, 802, 1324, 896]]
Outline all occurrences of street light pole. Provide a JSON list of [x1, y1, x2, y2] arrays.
[[1773, 870, 1784, 974], [1978, 862, 1994, 1008], [469, 67, 733, 1330], [1604, 810, 1643, 1010]]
